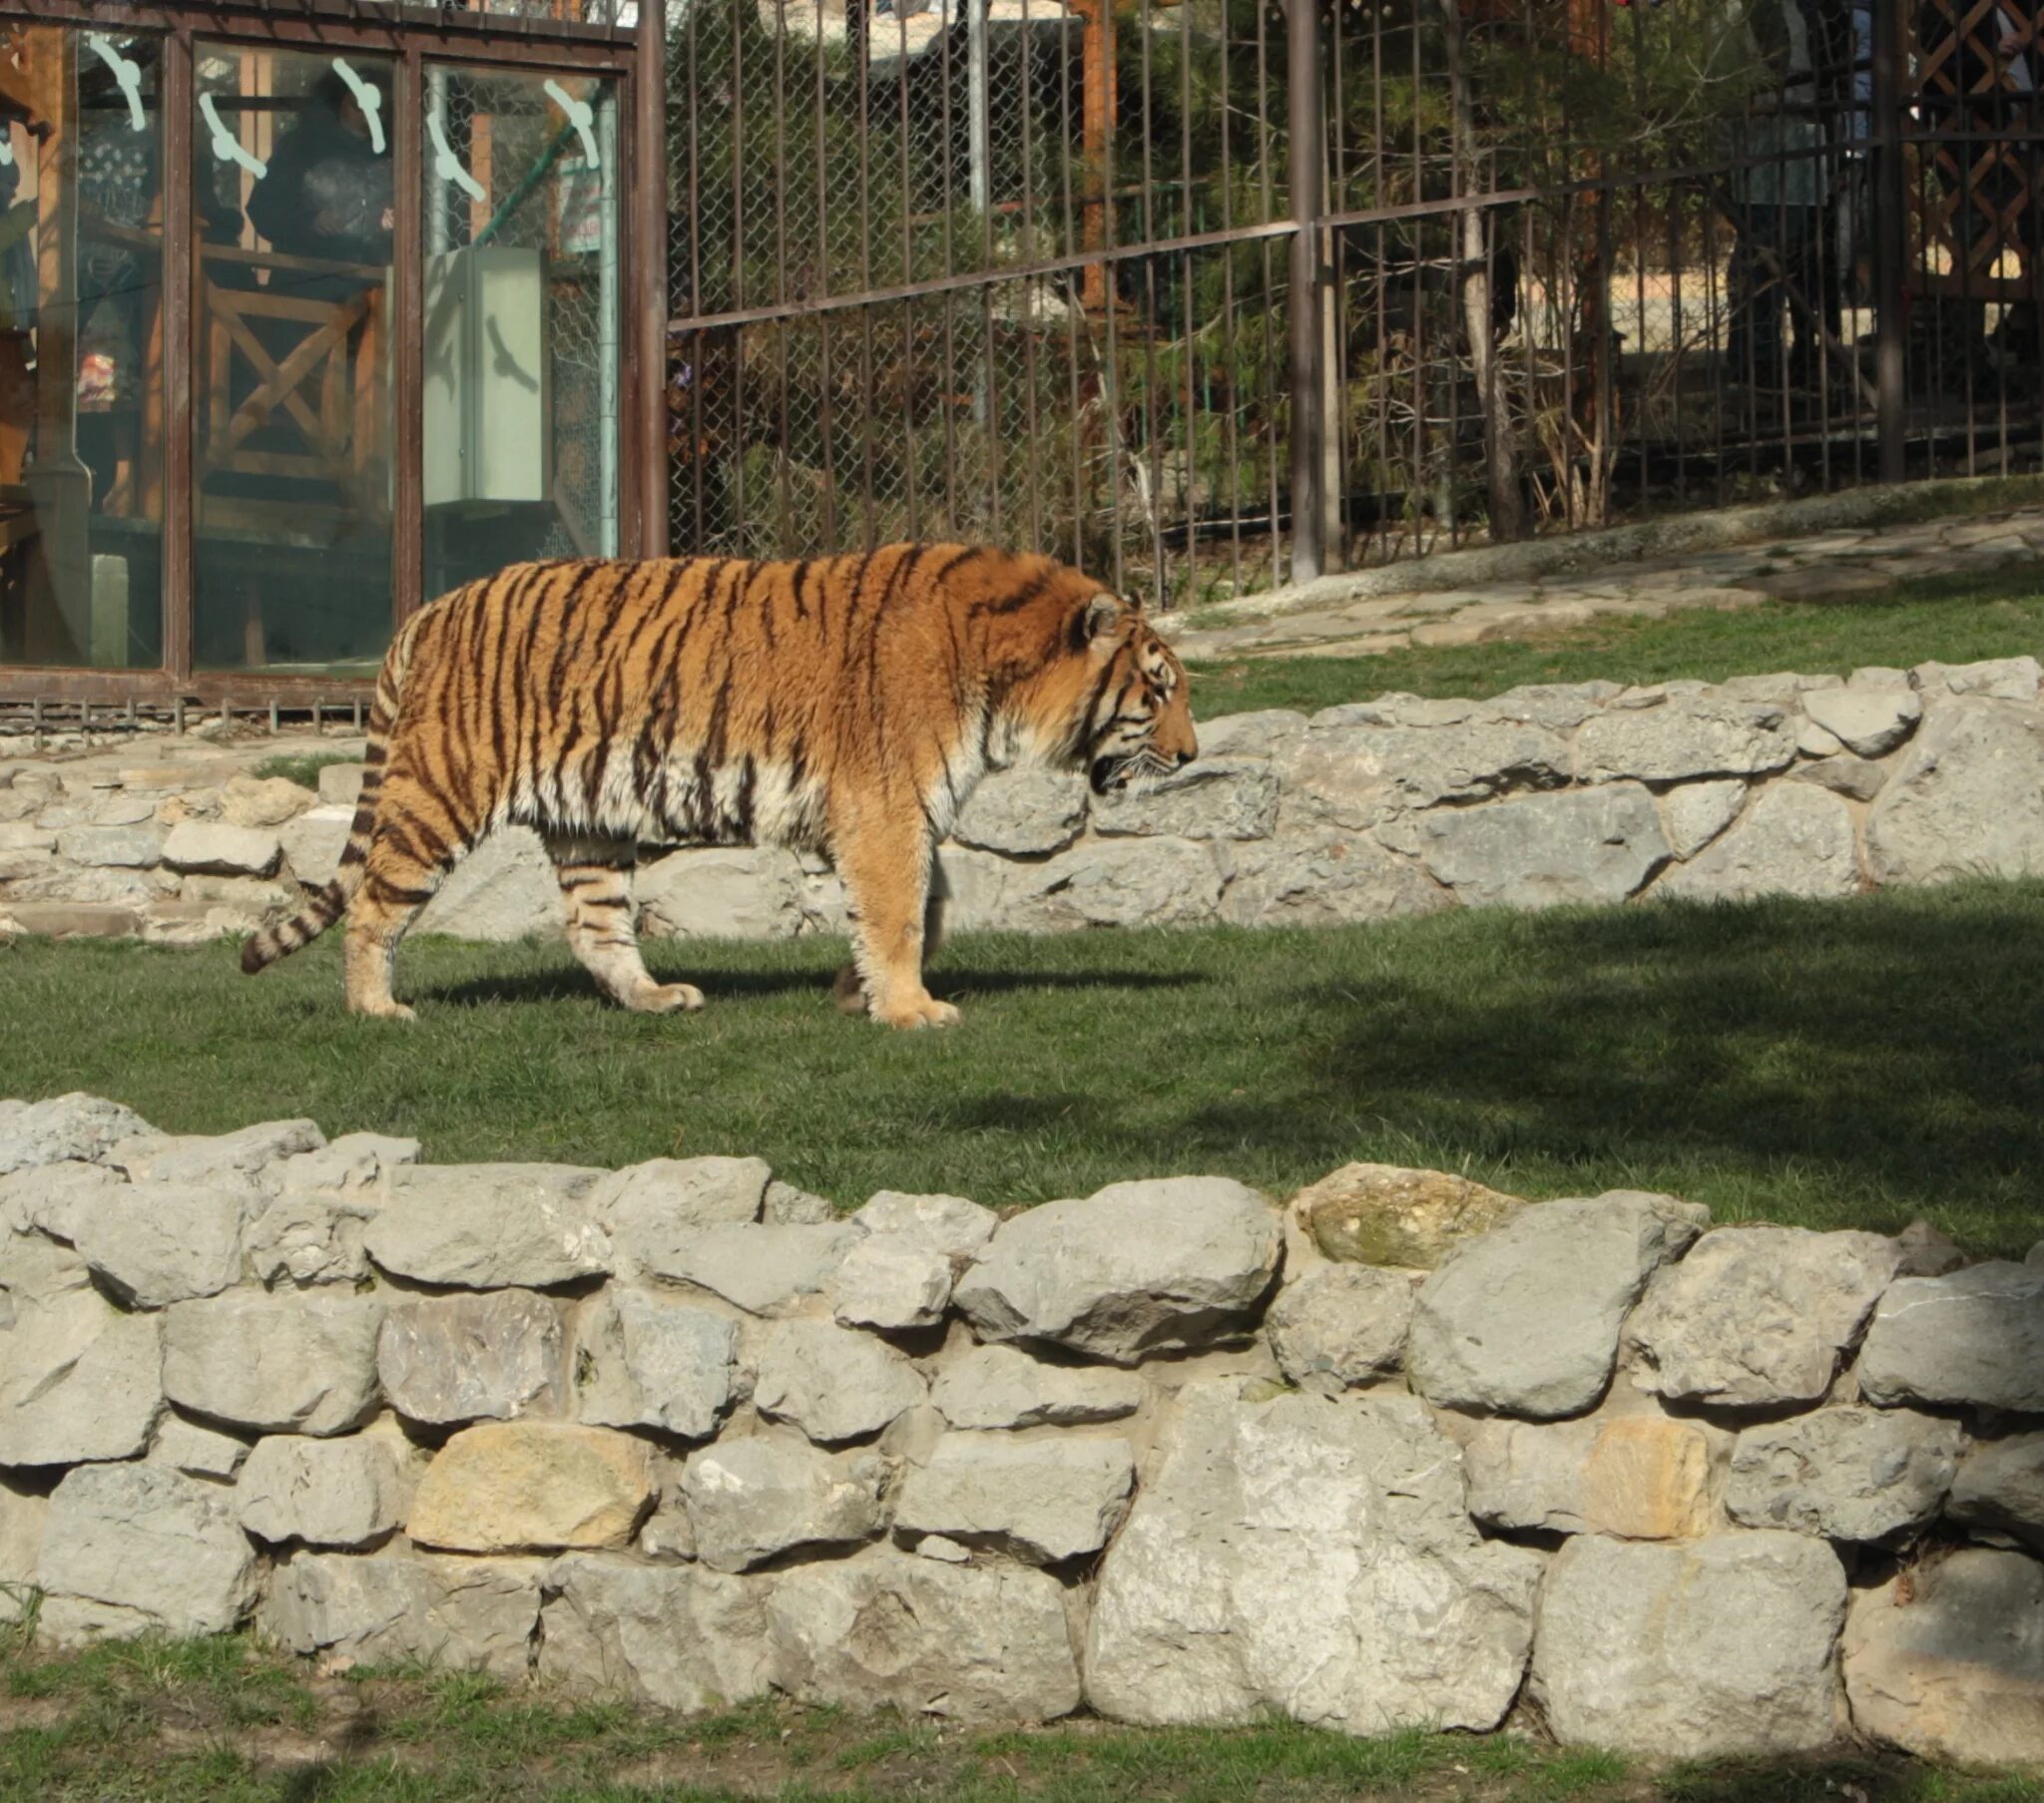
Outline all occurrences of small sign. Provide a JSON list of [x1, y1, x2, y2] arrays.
[[556, 158, 607, 258]]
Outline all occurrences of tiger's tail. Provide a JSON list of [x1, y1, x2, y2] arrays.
[[240, 614, 424, 976]]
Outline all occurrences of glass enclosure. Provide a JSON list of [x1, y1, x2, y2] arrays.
[[421, 65, 618, 601], [0, 24, 165, 670], [193, 43, 396, 675]]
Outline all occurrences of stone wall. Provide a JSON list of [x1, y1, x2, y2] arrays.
[[7, 653, 2044, 945], [3, 1092, 2041, 1761]]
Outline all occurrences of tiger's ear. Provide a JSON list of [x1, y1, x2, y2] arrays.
[[1080, 592, 1125, 647]]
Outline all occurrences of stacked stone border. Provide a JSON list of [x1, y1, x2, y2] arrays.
[[7, 654, 2044, 946], [3, 1094, 2041, 1762]]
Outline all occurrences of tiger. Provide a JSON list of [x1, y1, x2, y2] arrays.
[[241, 543, 1198, 1029]]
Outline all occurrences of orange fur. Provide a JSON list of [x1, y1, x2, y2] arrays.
[[242, 544, 1197, 1028]]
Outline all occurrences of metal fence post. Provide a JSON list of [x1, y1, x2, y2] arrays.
[[1872, 0, 1906, 483], [1287, 0, 1331, 585]]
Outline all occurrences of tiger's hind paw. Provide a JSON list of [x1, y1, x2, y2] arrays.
[[875, 994, 961, 1031]]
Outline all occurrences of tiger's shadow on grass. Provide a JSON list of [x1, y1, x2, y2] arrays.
[[415, 965, 1203, 1009]]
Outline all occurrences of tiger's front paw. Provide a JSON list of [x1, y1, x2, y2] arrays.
[[875, 993, 961, 1030]]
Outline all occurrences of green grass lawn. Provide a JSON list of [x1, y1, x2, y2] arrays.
[[3, 1633, 2038, 1803], [8, 878, 2044, 1255], [1186, 566, 2044, 716]]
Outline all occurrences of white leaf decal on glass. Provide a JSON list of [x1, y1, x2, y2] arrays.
[[331, 59, 386, 157], [86, 34, 148, 134], [199, 93, 267, 180], [427, 106, 485, 203], [543, 79, 601, 174]]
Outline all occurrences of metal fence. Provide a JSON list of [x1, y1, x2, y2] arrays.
[[663, 0, 2044, 608]]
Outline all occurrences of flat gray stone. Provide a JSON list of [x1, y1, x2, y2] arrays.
[[768, 1550, 1081, 1721], [1407, 783, 1669, 908], [279, 807, 353, 884], [378, 1289, 561, 1426], [539, 1555, 773, 1709], [1857, 1262, 2044, 1413], [246, 1189, 380, 1288], [57, 825, 165, 868], [1092, 758, 1279, 841], [575, 1291, 737, 1440], [1912, 655, 2042, 701], [635, 846, 806, 940], [1866, 697, 2044, 885], [1574, 695, 1798, 784], [929, 1345, 1147, 1431], [115, 1119, 323, 1188], [1948, 1432, 2044, 1549], [829, 1237, 953, 1331], [273, 1131, 419, 1198], [161, 820, 281, 877], [761, 1179, 836, 1226], [591, 1157, 770, 1278], [1626, 1226, 1901, 1409], [1086, 1383, 1541, 1732], [753, 1318, 927, 1444], [646, 1222, 860, 1315], [148, 1414, 251, 1480], [237, 1430, 415, 1550], [362, 1164, 610, 1289], [65, 1180, 249, 1308], [1793, 755, 1889, 802], [414, 826, 559, 942], [1193, 710, 1308, 758], [895, 1433, 1135, 1564], [1220, 837, 1449, 928], [851, 1190, 997, 1264], [1654, 783, 1859, 903], [1726, 1408, 1962, 1544], [1529, 1532, 1847, 1755], [1013, 838, 1224, 930], [1266, 1265, 1414, 1390], [1802, 686, 1922, 758], [163, 1290, 383, 1436], [1407, 1192, 1709, 1419], [0, 1292, 163, 1466], [954, 1176, 1281, 1366], [1286, 719, 1570, 825], [1462, 1411, 1714, 1540], [1662, 780, 1747, 859], [951, 768, 1089, 855], [263, 1552, 543, 1679], [38, 1463, 258, 1642], [1843, 1548, 2044, 1764], [0, 1093, 154, 1176], [680, 1436, 889, 1572]]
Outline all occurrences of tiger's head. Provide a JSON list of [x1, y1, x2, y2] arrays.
[[1063, 592, 1198, 796]]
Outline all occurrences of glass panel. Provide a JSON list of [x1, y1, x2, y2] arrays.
[[193, 45, 396, 675], [421, 64, 619, 598], [0, 25, 165, 671]]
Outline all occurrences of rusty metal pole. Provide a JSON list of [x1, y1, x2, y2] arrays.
[[1871, 0, 1906, 483], [636, 0, 672, 557], [1286, 0, 1328, 584]]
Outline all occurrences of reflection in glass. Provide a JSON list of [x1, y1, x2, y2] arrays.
[[193, 45, 395, 674], [0, 24, 165, 670], [422, 65, 618, 600]]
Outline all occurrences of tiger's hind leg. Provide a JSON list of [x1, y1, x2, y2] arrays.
[[834, 853, 949, 1017], [549, 836, 704, 1015], [343, 773, 472, 1021]]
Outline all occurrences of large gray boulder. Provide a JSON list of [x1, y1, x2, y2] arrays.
[[0, 1292, 163, 1466], [927, 1346, 1146, 1430], [1284, 718, 1569, 824], [362, 1164, 610, 1289], [850, 1190, 997, 1264], [162, 1291, 383, 1436], [236, 1431, 415, 1550], [1406, 1192, 1709, 1419], [246, 1190, 381, 1288], [768, 1550, 1082, 1721], [1266, 1265, 1415, 1391], [378, 1290, 562, 1427], [1090, 758, 1279, 841], [1856, 1262, 2044, 1413], [1220, 837, 1449, 928], [1653, 783, 1859, 902], [1725, 1408, 1962, 1544], [263, 1552, 543, 1679], [575, 1291, 738, 1440], [645, 1223, 860, 1316], [1574, 694, 1798, 783], [0, 1093, 154, 1176], [1866, 696, 2044, 884], [894, 1434, 1136, 1565], [591, 1156, 770, 1275], [1011, 838, 1225, 930], [538, 1555, 774, 1709], [114, 1119, 323, 1188], [1626, 1226, 1900, 1409], [1086, 1382, 1541, 1732], [752, 1318, 927, 1444], [149, 1415, 251, 1481], [37, 1462, 259, 1643], [64, 1180, 250, 1308], [413, 826, 558, 941], [1801, 685, 1921, 758], [954, 1177, 1281, 1366], [1843, 1548, 2044, 1764], [1529, 1532, 1847, 1755], [1947, 1432, 2044, 1549], [1405, 783, 1669, 908], [828, 1238, 954, 1331], [680, 1436, 889, 1573], [1462, 1411, 1714, 1541], [951, 767, 1089, 855]]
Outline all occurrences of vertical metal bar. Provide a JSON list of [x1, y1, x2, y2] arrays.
[[968, 0, 990, 216], [1872, 0, 1905, 482], [1286, 0, 1326, 584], [164, 29, 195, 683], [393, 45, 425, 622]]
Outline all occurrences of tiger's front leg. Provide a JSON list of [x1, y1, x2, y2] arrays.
[[833, 857, 950, 1018], [832, 810, 958, 1030]]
